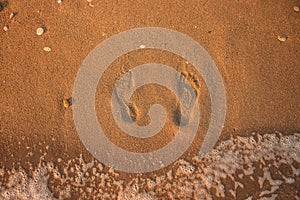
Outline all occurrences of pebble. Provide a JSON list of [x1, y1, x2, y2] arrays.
[[277, 35, 287, 42], [63, 98, 72, 108], [43, 47, 52, 52], [36, 27, 45, 36], [294, 6, 300, 12], [58, 0, 63, 3], [63, 99, 70, 108], [3, 25, 8, 32]]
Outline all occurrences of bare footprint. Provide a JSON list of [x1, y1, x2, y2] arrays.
[[175, 66, 200, 126], [114, 70, 140, 123]]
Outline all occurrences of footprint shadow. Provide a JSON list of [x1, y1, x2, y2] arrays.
[[114, 71, 140, 123], [174, 67, 201, 126]]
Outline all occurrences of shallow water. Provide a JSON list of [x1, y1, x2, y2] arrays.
[[1, 132, 299, 199]]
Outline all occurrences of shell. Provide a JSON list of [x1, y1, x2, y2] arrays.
[[43, 47, 51, 52], [277, 35, 287, 42], [294, 6, 300, 12], [36, 27, 45, 36], [3, 25, 8, 32], [9, 13, 16, 19]]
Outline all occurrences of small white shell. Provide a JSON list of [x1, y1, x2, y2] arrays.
[[36, 27, 45, 36], [3, 25, 8, 32], [9, 13, 16, 19], [294, 6, 300, 12], [57, 0, 63, 3], [43, 47, 51, 52]]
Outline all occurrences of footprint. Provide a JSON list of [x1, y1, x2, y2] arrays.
[[114, 71, 139, 122], [175, 67, 200, 126]]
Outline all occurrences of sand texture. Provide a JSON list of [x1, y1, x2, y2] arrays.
[[0, 0, 299, 199]]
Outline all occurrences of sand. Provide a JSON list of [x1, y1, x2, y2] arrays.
[[0, 0, 299, 199]]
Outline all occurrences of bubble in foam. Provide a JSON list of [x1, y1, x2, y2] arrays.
[[0, 167, 54, 199]]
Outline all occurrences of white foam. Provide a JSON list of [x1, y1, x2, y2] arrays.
[[0, 132, 299, 199]]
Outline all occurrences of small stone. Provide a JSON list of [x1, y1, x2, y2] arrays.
[[277, 35, 288, 42], [294, 6, 300, 12], [139, 44, 145, 49], [58, 0, 63, 3], [63, 99, 70, 108], [43, 47, 51, 52], [36, 27, 45, 36], [3, 25, 8, 32], [63, 98, 73, 108]]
